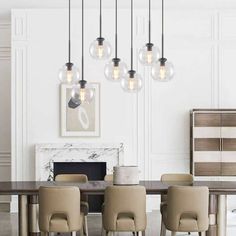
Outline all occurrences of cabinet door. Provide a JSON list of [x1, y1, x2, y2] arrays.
[[221, 113, 236, 176], [193, 113, 222, 176]]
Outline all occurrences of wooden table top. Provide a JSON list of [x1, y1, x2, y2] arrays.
[[1, 180, 236, 195]]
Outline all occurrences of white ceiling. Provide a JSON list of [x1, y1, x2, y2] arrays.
[[1, 0, 236, 21]]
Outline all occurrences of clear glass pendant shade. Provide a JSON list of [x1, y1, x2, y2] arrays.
[[121, 70, 143, 92], [89, 39, 112, 60], [71, 83, 94, 104], [58, 64, 79, 84], [139, 45, 160, 65], [104, 59, 128, 81], [151, 60, 174, 82]]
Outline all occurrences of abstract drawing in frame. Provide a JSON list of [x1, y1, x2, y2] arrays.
[[61, 83, 100, 137]]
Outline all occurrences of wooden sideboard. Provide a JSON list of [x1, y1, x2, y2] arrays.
[[190, 109, 236, 176]]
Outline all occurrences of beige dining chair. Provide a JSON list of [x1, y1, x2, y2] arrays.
[[39, 186, 84, 236], [161, 186, 209, 236], [102, 185, 147, 236], [160, 173, 194, 234], [55, 174, 89, 236], [104, 174, 113, 182]]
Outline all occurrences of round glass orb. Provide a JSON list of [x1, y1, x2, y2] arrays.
[[89, 39, 112, 60], [139, 45, 160, 65], [58, 64, 79, 84], [121, 70, 143, 92], [104, 59, 128, 82], [71, 83, 94, 104], [151, 60, 174, 81]]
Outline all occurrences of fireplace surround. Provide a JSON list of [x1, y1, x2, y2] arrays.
[[35, 143, 124, 181]]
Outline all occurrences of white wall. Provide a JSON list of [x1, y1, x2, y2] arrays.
[[9, 5, 236, 211], [0, 22, 11, 205]]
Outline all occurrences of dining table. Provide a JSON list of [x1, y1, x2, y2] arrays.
[[0, 180, 235, 236]]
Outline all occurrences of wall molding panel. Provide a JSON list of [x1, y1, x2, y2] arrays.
[[11, 45, 28, 181], [11, 11, 28, 182], [11, 11, 28, 41], [0, 22, 11, 207]]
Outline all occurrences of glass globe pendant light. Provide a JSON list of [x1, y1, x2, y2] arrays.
[[89, 0, 112, 60], [121, 0, 143, 92], [138, 0, 160, 66], [59, 0, 79, 84], [69, 0, 94, 108], [151, 0, 174, 81], [104, 0, 127, 82]]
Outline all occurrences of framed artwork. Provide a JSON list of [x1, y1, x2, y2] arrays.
[[61, 83, 100, 137]]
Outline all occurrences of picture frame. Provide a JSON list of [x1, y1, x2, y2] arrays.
[[60, 83, 100, 137]]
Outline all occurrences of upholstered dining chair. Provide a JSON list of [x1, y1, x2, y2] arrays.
[[102, 185, 147, 236], [160, 173, 194, 234], [55, 174, 89, 236], [39, 186, 84, 236], [161, 186, 209, 236], [104, 174, 113, 181]]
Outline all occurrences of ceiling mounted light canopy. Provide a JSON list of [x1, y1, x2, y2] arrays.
[[121, 0, 142, 92], [104, 0, 127, 82], [139, 0, 160, 66], [59, 0, 79, 85], [151, 0, 174, 81], [70, 0, 94, 106], [89, 0, 112, 60]]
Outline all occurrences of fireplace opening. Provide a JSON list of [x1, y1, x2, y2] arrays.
[[54, 162, 106, 213]]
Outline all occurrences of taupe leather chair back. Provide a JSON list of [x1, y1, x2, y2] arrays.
[[55, 174, 88, 182], [166, 186, 209, 232], [55, 174, 88, 202], [39, 186, 82, 233], [161, 173, 193, 183], [103, 185, 147, 232]]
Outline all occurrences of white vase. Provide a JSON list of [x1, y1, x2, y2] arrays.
[[113, 166, 139, 185]]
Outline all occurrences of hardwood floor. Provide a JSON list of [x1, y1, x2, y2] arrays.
[[0, 211, 236, 236]]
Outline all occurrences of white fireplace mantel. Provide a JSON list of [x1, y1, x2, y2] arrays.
[[35, 143, 124, 181]]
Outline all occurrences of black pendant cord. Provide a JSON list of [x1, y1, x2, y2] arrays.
[[161, 0, 164, 58], [115, 0, 118, 58], [130, 0, 134, 70], [148, 0, 151, 44], [99, 0, 102, 38], [68, 0, 71, 63], [81, 0, 84, 81]]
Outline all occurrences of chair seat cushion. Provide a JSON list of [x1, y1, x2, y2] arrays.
[[49, 213, 83, 232], [116, 213, 135, 231]]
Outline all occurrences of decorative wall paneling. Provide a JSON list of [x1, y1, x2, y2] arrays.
[[0, 22, 11, 208]]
